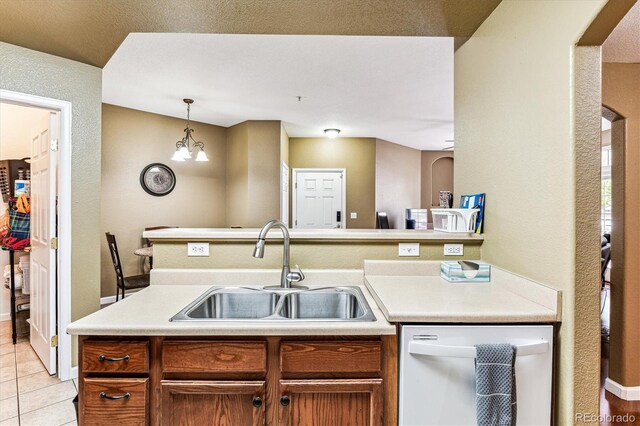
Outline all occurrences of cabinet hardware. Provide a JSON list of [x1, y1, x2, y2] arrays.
[[280, 395, 290, 406], [98, 354, 130, 362], [99, 392, 130, 400], [252, 396, 263, 408]]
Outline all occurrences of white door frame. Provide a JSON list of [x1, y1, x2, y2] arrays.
[[0, 89, 73, 381], [291, 168, 347, 229]]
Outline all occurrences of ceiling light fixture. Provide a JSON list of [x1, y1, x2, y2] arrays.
[[324, 128, 341, 139], [172, 98, 209, 162]]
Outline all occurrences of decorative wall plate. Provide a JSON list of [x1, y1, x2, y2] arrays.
[[139, 163, 176, 196]]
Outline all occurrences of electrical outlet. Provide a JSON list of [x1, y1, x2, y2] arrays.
[[444, 244, 464, 256], [187, 242, 210, 257], [399, 243, 420, 257], [350, 212, 358, 219]]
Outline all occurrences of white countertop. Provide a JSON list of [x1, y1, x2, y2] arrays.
[[363, 260, 560, 323], [143, 227, 484, 242], [67, 263, 559, 337], [66, 283, 396, 336], [365, 276, 557, 323]]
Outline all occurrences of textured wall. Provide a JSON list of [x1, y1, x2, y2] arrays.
[[375, 139, 421, 229], [0, 42, 102, 366], [602, 63, 640, 388], [453, 1, 605, 422], [289, 137, 376, 229], [101, 104, 227, 297]]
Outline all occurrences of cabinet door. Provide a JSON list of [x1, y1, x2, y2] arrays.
[[161, 380, 265, 426], [278, 379, 383, 426]]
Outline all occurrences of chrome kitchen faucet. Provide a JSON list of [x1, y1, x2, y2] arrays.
[[253, 220, 306, 289]]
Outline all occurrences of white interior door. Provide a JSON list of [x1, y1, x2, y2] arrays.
[[293, 169, 345, 229], [281, 162, 290, 226], [30, 111, 57, 375]]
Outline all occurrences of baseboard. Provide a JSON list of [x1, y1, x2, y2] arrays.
[[0, 313, 9, 322], [100, 295, 118, 305], [100, 291, 138, 306], [605, 377, 640, 401]]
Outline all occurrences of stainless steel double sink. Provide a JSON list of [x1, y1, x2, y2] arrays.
[[170, 286, 376, 322]]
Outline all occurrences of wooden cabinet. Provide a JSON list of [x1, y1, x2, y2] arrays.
[[78, 336, 396, 426], [278, 379, 383, 426], [82, 378, 148, 425], [161, 381, 265, 426]]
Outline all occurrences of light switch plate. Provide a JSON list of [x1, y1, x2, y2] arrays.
[[399, 243, 420, 257], [187, 242, 210, 257], [444, 243, 464, 256], [350, 212, 358, 219]]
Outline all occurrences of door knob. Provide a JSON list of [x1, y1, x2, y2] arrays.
[[252, 396, 263, 408], [280, 395, 290, 406]]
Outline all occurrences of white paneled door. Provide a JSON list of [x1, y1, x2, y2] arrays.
[[30, 112, 58, 375], [293, 169, 345, 229]]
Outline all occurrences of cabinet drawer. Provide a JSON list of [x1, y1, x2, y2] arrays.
[[162, 341, 267, 374], [83, 340, 149, 373], [83, 378, 148, 425], [281, 341, 382, 374]]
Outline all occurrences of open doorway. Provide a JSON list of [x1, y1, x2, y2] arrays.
[[0, 90, 73, 381], [0, 102, 59, 376]]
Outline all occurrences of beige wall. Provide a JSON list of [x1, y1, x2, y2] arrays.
[[454, 1, 605, 423], [0, 103, 49, 159], [248, 121, 281, 227], [420, 151, 454, 212], [289, 137, 376, 229], [101, 104, 227, 297], [226, 121, 281, 228], [602, 63, 640, 388], [225, 122, 250, 227], [375, 139, 421, 229], [152, 240, 482, 270]]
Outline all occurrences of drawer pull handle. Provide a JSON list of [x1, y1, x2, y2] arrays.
[[280, 395, 290, 406], [99, 392, 131, 400], [98, 354, 130, 362], [252, 396, 263, 408]]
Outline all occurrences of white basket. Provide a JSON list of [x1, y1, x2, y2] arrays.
[[21, 267, 29, 294], [431, 208, 479, 233]]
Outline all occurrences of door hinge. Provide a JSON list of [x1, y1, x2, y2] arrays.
[[294, 182, 298, 189], [50, 335, 58, 347], [50, 139, 59, 152], [295, 220, 297, 226], [51, 237, 58, 250]]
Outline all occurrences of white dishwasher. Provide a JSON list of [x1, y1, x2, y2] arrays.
[[399, 325, 553, 426]]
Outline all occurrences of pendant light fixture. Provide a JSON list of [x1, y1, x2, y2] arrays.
[[172, 98, 209, 162]]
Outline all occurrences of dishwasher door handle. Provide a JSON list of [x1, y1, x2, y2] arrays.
[[408, 341, 549, 358]]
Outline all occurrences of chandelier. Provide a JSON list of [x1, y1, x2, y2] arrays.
[[171, 98, 209, 162]]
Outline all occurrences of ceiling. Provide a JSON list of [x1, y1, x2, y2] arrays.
[[603, 1, 640, 63], [103, 34, 454, 150], [0, 0, 502, 68]]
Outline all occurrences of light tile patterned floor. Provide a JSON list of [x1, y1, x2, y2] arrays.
[[0, 322, 77, 426]]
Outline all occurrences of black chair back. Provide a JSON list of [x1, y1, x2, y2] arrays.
[[105, 232, 125, 292]]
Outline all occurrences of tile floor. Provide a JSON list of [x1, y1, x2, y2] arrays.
[[0, 322, 78, 426]]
